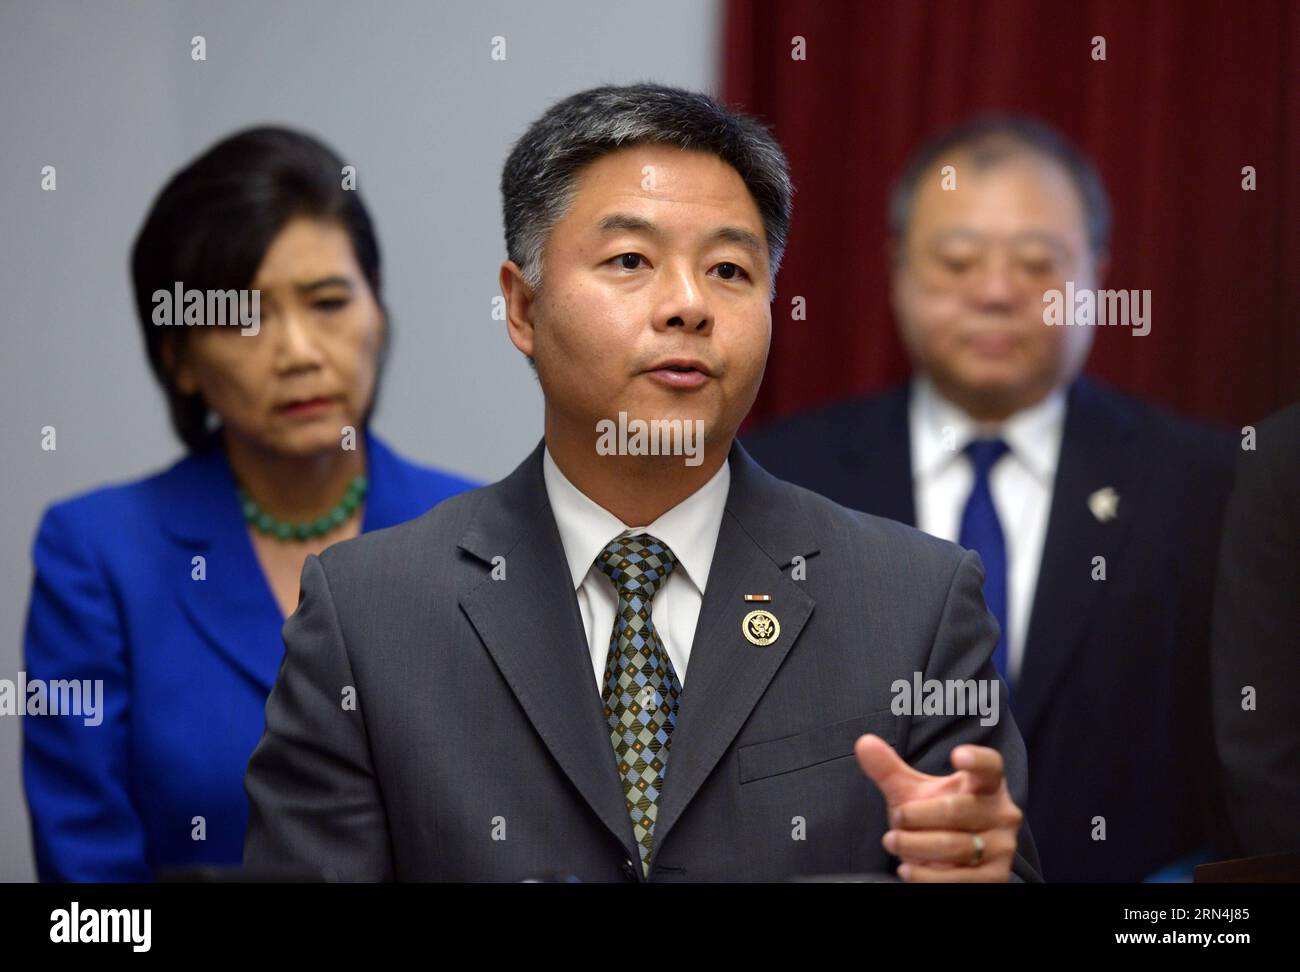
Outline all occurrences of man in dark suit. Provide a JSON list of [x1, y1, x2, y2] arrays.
[[744, 117, 1236, 882], [1212, 403, 1300, 858], [243, 85, 1041, 882]]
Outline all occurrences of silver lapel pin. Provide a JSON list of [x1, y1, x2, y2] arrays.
[[1088, 486, 1120, 523]]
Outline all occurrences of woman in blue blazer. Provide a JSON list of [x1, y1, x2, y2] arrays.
[[22, 127, 476, 881]]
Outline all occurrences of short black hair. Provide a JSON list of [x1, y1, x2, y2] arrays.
[[130, 126, 387, 450], [888, 114, 1112, 257], [501, 82, 794, 296]]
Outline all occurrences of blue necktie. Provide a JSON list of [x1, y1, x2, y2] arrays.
[[958, 439, 1012, 691]]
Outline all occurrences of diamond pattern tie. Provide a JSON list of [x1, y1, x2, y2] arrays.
[[594, 533, 681, 877]]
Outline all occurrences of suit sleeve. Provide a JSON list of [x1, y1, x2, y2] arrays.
[[243, 552, 394, 880], [907, 548, 1044, 883], [22, 504, 152, 881], [1211, 408, 1300, 856]]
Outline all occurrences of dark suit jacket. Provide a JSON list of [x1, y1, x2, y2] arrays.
[[1211, 402, 1300, 857], [244, 439, 1042, 882], [743, 377, 1236, 881], [23, 430, 475, 881]]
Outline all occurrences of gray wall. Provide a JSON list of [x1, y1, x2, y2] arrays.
[[0, 0, 722, 881]]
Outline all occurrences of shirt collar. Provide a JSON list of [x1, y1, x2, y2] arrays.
[[910, 374, 1066, 485], [542, 446, 732, 595]]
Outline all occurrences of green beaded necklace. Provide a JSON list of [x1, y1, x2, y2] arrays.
[[239, 475, 368, 541]]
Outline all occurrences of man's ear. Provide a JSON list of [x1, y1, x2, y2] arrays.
[[499, 260, 538, 362]]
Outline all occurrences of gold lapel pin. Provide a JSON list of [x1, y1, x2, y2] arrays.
[[742, 608, 780, 646]]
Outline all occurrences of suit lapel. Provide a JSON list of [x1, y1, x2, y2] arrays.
[[457, 444, 640, 860], [456, 440, 821, 864], [847, 384, 916, 525], [651, 440, 817, 853], [1014, 379, 1140, 740]]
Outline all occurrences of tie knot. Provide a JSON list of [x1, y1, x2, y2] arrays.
[[965, 438, 1009, 477], [595, 533, 678, 602]]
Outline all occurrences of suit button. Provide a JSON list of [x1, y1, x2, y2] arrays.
[[622, 859, 638, 881]]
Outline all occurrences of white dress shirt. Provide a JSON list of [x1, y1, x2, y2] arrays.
[[542, 446, 731, 693], [908, 376, 1065, 683]]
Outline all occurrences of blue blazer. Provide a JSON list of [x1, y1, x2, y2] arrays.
[[22, 431, 476, 881]]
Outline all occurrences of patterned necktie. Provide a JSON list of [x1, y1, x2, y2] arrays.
[[958, 438, 1012, 692], [594, 533, 681, 877]]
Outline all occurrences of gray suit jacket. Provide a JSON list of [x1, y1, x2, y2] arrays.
[[244, 439, 1042, 882]]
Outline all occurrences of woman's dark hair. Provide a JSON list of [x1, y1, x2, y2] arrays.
[[131, 126, 387, 450]]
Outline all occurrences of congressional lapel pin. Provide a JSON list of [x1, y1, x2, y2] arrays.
[[1088, 486, 1120, 523], [742, 608, 780, 646]]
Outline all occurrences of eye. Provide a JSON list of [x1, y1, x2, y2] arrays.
[[712, 262, 749, 281], [314, 297, 350, 312], [612, 253, 646, 271]]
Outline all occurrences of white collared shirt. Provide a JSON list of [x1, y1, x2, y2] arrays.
[[907, 376, 1065, 683], [542, 447, 731, 692]]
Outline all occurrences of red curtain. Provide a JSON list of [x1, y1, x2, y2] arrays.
[[723, 0, 1298, 431]]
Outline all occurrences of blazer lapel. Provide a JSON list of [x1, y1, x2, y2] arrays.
[[1014, 378, 1140, 740], [160, 446, 284, 694], [651, 440, 818, 853], [164, 430, 417, 696], [457, 443, 640, 861]]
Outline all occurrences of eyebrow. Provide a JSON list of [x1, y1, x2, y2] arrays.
[[596, 213, 765, 260], [926, 228, 1071, 255], [295, 276, 354, 294], [929, 228, 1066, 246]]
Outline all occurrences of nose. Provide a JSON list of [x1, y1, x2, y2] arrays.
[[271, 307, 325, 374], [969, 250, 1021, 310], [654, 263, 713, 334]]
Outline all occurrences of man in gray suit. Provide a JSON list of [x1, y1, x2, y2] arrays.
[[244, 83, 1041, 883]]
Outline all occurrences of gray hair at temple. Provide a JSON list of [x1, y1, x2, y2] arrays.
[[887, 114, 1113, 258], [500, 82, 794, 299]]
